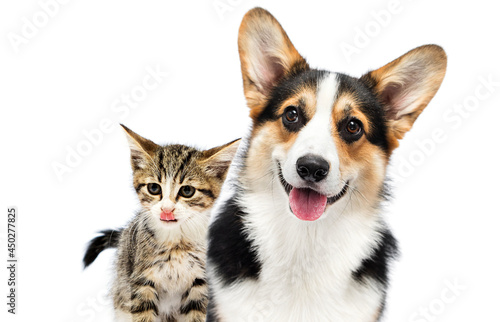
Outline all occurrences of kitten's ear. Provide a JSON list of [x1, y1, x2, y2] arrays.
[[238, 8, 308, 120], [361, 45, 447, 152], [201, 139, 241, 180], [120, 124, 159, 170]]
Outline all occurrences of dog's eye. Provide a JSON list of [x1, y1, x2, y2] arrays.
[[147, 183, 162, 195], [339, 118, 364, 143], [179, 185, 196, 198], [282, 106, 306, 132], [346, 120, 362, 135], [284, 106, 299, 123]]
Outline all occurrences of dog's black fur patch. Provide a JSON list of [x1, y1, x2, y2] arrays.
[[207, 196, 262, 286], [352, 229, 399, 287]]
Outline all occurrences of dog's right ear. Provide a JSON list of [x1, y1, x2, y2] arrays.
[[238, 7, 308, 120]]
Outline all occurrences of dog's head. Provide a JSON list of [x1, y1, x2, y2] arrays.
[[238, 8, 447, 221]]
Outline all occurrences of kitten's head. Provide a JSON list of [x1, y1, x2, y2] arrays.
[[121, 124, 239, 236]]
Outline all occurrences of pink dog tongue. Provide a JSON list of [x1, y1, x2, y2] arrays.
[[289, 188, 327, 221]]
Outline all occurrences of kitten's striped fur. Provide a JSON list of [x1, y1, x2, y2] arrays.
[[84, 125, 239, 322]]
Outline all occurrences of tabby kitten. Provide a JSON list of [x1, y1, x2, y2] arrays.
[[83, 124, 239, 322]]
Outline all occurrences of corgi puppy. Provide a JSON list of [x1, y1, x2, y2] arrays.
[[207, 7, 446, 322]]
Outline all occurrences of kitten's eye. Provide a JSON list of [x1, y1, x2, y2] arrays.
[[179, 185, 196, 198], [346, 120, 362, 135], [147, 183, 162, 195]]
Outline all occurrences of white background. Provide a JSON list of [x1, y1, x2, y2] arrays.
[[1, 0, 499, 321]]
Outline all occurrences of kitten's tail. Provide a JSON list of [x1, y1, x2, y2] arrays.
[[83, 229, 122, 268]]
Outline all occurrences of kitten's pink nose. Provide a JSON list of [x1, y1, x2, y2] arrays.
[[161, 205, 174, 212]]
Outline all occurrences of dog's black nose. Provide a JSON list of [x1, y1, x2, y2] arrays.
[[296, 154, 329, 182]]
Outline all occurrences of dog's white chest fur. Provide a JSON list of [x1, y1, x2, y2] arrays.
[[210, 189, 384, 322]]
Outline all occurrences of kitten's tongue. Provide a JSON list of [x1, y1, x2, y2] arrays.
[[160, 210, 176, 221], [289, 187, 327, 221]]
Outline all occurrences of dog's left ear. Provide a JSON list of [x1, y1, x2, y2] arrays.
[[361, 45, 447, 152], [201, 139, 241, 180], [238, 8, 308, 120]]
